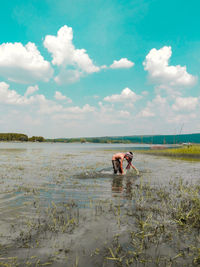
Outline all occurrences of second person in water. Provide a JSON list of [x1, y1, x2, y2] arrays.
[[112, 151, 139, 175]]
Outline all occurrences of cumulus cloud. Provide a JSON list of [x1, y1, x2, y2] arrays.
[[172, 96, 198, 111], [66, 104, 95, 114], [36, 95, 64, 114], [0, 81, 96, 119], [0, 82, 35, 105], [54, 69, 83, 84], [44, 25, 100, 83], [167, 113, 196, 123], [52, 104, 95, 121], [138, 107, 155, 118], [0, 82, 63, 114], [143, 46, 197, 88], [36, 98, 95, 116], [0, 42, 53, 83], [153, 94, 167, 105], [54, 91, 72, 103], [110, 58, 134, 69], [119, 110, 130, 117], [54, 91, 66, 100], [137, 94, 168, 119], [25, 85, 39, 96], [96, 101, 130, 124], [104, 87, 141, 103]]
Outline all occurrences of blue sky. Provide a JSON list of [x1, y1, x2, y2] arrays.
[[0, 0, 199, 138]]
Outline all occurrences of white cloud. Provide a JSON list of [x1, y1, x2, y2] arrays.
[[54, 91, 67, 100], [35, 94, 63, 114], [0, 82, 63, 114], [138, 107, 155, 118], [54, 69, 83, 84], [66, 104, 95, 114], [25, 85, 39, 96], [119, 110, 130, 117], [52, 104, 95, 121], [54, 91, 72, 103], [137, 94, 168, 119], [0, 42, 53, 83], [0, 81, 95, 118], [143, 46, 197, 87], [44, 25, 100, 83], [0, 82, 35, 105], [96, 101, 130, 124], [167, 113, 196, 123], [172, 97, 198, 111], [153, 94, 167, 105], [104, 87, 141, 103], [110, 58, 134, 69]]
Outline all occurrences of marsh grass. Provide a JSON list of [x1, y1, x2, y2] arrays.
[[93, 179, 200, 266], [138, 145, 200, 160], [0, 178, 200, 266]]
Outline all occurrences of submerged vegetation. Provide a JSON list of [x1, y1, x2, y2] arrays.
[[138, 145, 200, 159], [0, 144, 199, 266], [0, 178, 199, 266]]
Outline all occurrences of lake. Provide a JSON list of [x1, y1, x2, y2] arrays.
[[0, 142, 199, 266]]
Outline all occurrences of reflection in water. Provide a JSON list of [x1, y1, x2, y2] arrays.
[[112, 176, 123, 193], [112, 176, 136, 199]]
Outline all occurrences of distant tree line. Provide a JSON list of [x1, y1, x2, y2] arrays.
[[1, 133, 200, 144], [0, 133, 45, 142], [28, 136, 45, 142], [46, 133, 200, 144], [0, 133, 28, 141]]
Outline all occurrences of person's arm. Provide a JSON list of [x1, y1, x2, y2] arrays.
[[130, 163, 139, 175]]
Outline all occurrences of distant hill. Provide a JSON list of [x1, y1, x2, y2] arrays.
[[46, 133, 200, 144]]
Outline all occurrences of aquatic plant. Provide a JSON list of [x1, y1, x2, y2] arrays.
[[91, 178, 200, 266], [138, 144, 200, 159]]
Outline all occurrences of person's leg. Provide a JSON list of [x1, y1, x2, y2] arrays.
[[116, 159, 123, 174], [112, 160, 118, 174], [118, 160, 123, 174]]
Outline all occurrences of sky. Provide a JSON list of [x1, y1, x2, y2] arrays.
[[0, 0, 200, 138]]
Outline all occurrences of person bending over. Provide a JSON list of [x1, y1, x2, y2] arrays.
[[112, 152, 139, 175]]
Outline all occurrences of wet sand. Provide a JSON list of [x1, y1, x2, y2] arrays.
[[0, 143, 199, 266]]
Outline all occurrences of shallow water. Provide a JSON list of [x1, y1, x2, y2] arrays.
[[0, 142, 200, 266]]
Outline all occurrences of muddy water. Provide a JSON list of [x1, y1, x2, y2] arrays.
[[0, 142, 200, 266]]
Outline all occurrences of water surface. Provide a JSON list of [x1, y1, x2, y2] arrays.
[[0, 142, 199, 266]]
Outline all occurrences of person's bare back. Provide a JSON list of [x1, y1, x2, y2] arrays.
[[112, 152, 139, 175], [112, 152, 125, 161]]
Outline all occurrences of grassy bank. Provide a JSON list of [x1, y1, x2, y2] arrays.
[[137, 145, 200, 160]]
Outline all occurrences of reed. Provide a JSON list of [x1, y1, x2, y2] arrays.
[[138, 144, 200, 159]]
